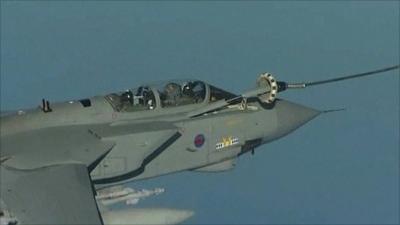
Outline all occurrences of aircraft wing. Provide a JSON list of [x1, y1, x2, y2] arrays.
[[0, 125, 116, 224], [1, 125, 115, 170], [1, 163, 103, 225]]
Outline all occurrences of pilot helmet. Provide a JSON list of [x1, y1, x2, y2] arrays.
[[165, 83, 181, 96], [121, 90, 134, 104]]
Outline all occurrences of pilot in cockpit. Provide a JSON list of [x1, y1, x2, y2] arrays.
[[121, 90, 134, 105], [135, 86, 155, 110], [160, 81, 205, 107], [182, 81, 204, 104], [182, 82, 195, 97], [163, 83, 182, 106]]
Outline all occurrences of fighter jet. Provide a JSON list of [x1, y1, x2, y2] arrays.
[[0, 65, 398, 225]]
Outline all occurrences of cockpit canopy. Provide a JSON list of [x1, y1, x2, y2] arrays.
[[157, 80, 207, 108], [105, 80, 207, 112], [105, 86, 157, 112], [105, 79, 237, 113]]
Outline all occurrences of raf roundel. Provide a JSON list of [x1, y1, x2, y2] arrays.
[[194, 134, 205, 148]]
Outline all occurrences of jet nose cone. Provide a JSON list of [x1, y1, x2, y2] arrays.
[[274, 100, 320, 137]]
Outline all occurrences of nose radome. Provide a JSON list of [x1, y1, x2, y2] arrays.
[[274, 100, 321, 137]]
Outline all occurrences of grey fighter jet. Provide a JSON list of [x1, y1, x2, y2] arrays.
[[0, 65, 398, 225]]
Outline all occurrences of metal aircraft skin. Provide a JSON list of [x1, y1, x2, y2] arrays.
[[0, 65, 398, 225]]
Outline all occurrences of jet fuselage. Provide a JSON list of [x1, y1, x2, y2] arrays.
[[0, 80, 319, 188]]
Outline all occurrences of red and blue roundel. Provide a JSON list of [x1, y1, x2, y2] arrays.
[[194, 134, 205, 148]]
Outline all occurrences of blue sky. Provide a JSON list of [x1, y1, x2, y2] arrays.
[[1, 1, 399, 224]]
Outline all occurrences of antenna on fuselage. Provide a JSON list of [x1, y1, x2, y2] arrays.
[[41, 98, 52, 113]]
